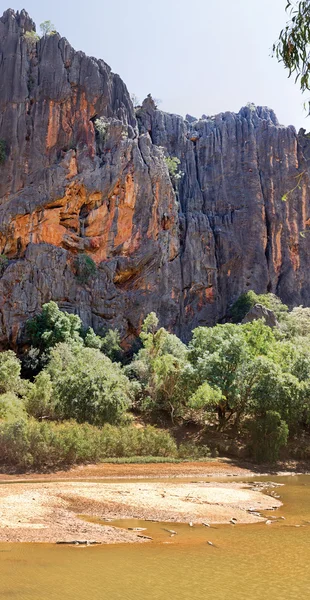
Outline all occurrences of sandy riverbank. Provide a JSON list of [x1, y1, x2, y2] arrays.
[[0, 459, 287, 482], [0, 462, 283, 543]]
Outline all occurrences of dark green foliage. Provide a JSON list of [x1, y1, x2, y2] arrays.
[[0, 140, 7, 165], [24, 371, 55, 420], [22, 346, 48, 378], [101, 329, 123, 362], [84, 327, 123, 362], [46, 344, 132, 425], [128, 314, 188, 421], [230, 291, 288, 323], [230, 291, 260, 322], [26, 301, 83, 352], [274, 1, 310, 97], [74, 254, 97, 284], [249, 411, 289, 463]]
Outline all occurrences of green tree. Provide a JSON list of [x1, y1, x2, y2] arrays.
[[25, 372, 55, 420], [26, 301, 83, 353], [128, 314, 188, 420], [84, 327, 123, 361], [188, 381, 224, 415], [101, 329, 123, 362], [284, 306, 310, 337], [0, 351, 23, 395], [141, 312, 159, 335], [46, 344, 132, 425], [40, 21, 56, 36], [230, 290, 259, 323], [249, 411, 289, 463], [188, 322, 278, 426]]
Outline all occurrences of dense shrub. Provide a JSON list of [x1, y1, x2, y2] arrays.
[[26, 301, 83, 352], [24, 30, 40, 44], [84, 327, 123, 362], [128, 315, 188, 421], [230, 291, 259, 323], [46, 344, 132, 425], [0, 393, 26, 421], [24, 371, 55, 419], [0, 420, 178, 470], [248, 411, 289, 463], [165, 156, 182, 184], [178, 442, 211, 459], [0, 351, 23, 395]]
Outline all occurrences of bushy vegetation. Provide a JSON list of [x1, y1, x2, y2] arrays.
[[24, 30, 40, 44], [2, 292, 310, 469], [46, 344, 132, 425], [94, 117, 108, 142], [165, 156, 182, 184], [0, 421, 177, 470], [230, 290, 288, 323]]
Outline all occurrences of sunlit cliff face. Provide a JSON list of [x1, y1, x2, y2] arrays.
[[0, 8, 309, 347]]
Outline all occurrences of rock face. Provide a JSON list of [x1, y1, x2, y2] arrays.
[[242, 304, 278, 328], [0, 9, 309, 347]]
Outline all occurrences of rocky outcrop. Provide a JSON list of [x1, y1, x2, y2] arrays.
[[0, 9, 309, 347], [241, 304, 278, 328]]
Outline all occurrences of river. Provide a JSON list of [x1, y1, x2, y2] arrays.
[[0, 474, 309, 599]]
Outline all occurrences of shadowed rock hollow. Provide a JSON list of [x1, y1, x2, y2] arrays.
[[0, 8, 310, 347]]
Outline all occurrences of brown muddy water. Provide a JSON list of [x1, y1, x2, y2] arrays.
[[0, 475, 309, 600]]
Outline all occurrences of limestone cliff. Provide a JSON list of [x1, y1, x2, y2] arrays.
[[0, 8, 309, 346]]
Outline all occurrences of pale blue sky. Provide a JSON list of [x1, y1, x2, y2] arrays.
[[3, 0, 309, 130]]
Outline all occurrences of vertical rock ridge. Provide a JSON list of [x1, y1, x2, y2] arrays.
[[0, 10, 309, 345]]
